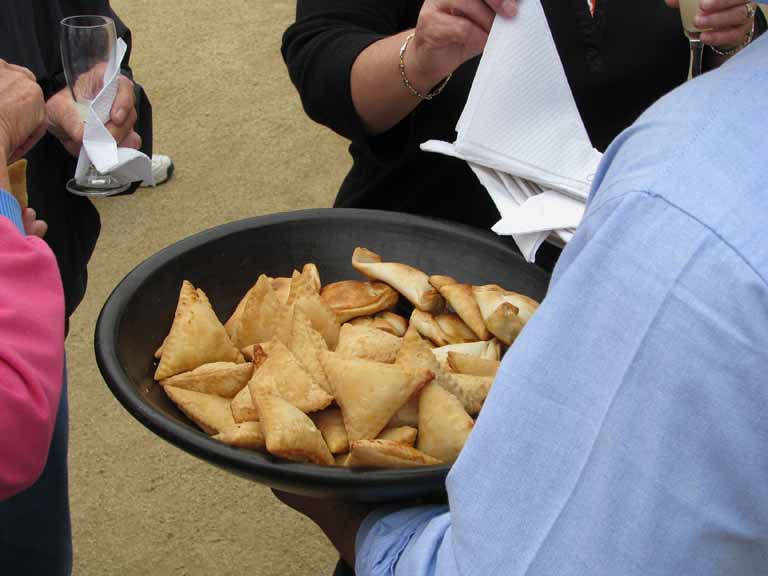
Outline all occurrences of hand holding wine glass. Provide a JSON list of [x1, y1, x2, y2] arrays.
[[59, 15, 137, 196], [667, 0, 758, 77]]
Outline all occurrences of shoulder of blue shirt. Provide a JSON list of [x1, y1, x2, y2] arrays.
[[0, 189, 25, 233]]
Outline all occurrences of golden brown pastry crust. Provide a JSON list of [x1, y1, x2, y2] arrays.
[[351, 247, 444, 313], [255, 395, 334, 465], [335, 323, 403, 363], [163, 386, 236, 435], [320, 280, 399, 323], [213, 422, 265, 450], [160, 361, 253, 398], [417, 382, 474, 463], [318, 351, 433, 442], [154, 281, 242, 381], [346, 439, 442, 468]]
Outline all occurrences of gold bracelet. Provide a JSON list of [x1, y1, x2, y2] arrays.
[[399, 32, 451, 101]]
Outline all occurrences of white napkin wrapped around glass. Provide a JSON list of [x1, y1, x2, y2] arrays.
[[421, 0, 602, 262], [74, 38, 154, 187]]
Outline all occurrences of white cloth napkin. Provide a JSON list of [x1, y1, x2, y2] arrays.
[[420, 0, 602, 262], [75, 38, 154, 186]]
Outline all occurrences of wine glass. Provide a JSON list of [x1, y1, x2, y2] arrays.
[[60, 15, 131, 197], [678, 0, 708, 78]]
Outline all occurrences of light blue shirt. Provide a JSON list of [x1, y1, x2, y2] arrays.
[[356, 32, 768, 576]]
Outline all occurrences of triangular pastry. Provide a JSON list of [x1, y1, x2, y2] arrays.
[[346, 439, 442, 468], [228, 275, 273, 347], [347, 311, 408, 337], [351, 247, 444, 313], [160, 361, 253, 398], [249, 340, 333, 413], [301, 263, 322, 292], [311, 408, 349, 454], [163, 385, 236, 435], [447, 352, 500, 377], [318, 351, 433, 442], [224, 279, 260, 338], [378, 426, 418, 446], [320, 280, 399, 323], [430, 276, 491, 340], [294, 294, 340, 351], [473, 285, 538, 345], [255, 395, 334, 465], [417, 382, 474, 463], [290, 306, 332, 394], [409, 309, 450, 347], [287, 268, 318, 305], [154, 334, 168, 360], [231, 384, 260, 423], [154, 281, 242, 381], [442, 373, 493, 416], [213, 422, 265, 450], [431, 341, 490, 366], [335, 323, 403, 363], [271, 276, 292, 305], [435, 314, 479, 344], [8, 159, 28, 209]]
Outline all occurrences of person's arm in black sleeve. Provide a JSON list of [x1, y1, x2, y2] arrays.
[[281, 1, 406, 145]]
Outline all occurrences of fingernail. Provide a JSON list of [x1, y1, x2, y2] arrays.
[[114, 107, 127, 123], [502, 0, 517, 17]]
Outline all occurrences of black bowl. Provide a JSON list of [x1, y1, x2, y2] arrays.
[[95, 208, 550, 502]]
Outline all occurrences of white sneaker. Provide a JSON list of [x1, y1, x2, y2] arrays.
[[142, 153, 174, 187]]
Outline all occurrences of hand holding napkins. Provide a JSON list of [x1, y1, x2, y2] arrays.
[[421, 0, 602, 262], [75, 38, 154, 187]]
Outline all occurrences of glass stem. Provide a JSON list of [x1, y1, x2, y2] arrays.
[[690, 39, 704, 78]]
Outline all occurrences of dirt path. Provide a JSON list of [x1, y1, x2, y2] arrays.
[[66, 1, 350, 573]]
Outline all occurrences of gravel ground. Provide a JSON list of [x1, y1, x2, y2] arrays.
[[66, 1, 349, 573]]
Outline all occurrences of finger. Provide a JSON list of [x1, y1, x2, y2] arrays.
[[665, 0, 680, 8], [696, 3, 753, 28], [105, 107, 138, 145], [110, 76, 135, 126], [699, 24, 750, 45], [437, 0, 496, 32], [121, 131, 142, 150], [700, 0, 752, 12], [22, 208, 34, 232], [29, 219, 48, 239], [429, 10, 490, 58], [481, 0, 517, 18]]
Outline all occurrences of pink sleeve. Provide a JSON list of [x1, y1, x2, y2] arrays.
[[0, 216, 65, 501]]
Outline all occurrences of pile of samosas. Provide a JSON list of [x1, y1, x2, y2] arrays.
[[153, 247, 539, 468]]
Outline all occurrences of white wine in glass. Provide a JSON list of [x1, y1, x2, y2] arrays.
[[678, 0, 708, 77], [60, 15, 131, 197]]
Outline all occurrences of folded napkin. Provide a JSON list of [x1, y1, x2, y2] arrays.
[[75, 38, 154, 187], [421, 0, 602, 262]]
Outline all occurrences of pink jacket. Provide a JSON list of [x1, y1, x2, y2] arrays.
[[0, 213, 65, 501]]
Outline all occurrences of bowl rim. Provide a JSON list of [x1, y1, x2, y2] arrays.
[[94, 208, 543, 491]]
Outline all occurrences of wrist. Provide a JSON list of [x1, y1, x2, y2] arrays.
[[401, 32, 452, 98]]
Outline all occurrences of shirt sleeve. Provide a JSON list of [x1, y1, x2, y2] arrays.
[[356, 189, 768, 575], [281, 0, 406, 146], [0, 189, 66, 501]]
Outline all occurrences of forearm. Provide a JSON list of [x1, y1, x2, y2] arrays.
[[351, 30, 446, 135]]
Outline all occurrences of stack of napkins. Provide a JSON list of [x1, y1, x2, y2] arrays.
[[421, 0, 602, 262], [75, 38, 154, 187]]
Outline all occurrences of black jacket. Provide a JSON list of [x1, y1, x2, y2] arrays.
[[281, 1, 728, 231], [0, 0, 152, 319]]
